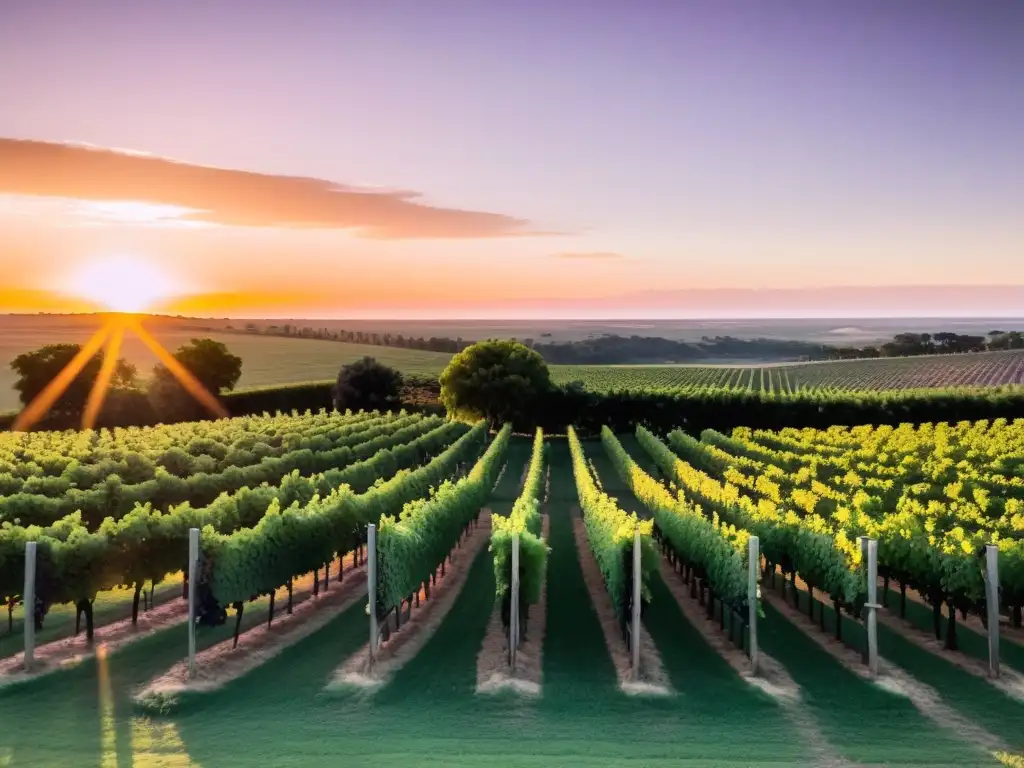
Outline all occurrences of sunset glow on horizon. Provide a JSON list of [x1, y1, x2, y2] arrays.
[[0, 1, 1021, 320]]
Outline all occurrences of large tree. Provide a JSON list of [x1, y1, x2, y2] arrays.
[[333, 356, 404, 413], [147, 338, 242, 422], [10, 343, 136, 425], [440, 340, 552, 428]]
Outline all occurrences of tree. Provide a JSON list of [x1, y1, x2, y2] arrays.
[[333, 357, 403, 413], [148, 338, 242, 422], [10, 343, 136, 425], [440, 340, 552, 428]]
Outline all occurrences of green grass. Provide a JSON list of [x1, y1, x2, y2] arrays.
[[0, 575, 183, 658], [883, 588, 1024, 672], [758, 600, 990, 765]]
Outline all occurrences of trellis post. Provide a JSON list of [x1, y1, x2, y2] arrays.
[[24, 541, 37, 673], [368, 524, 378, 667], [986, 544, 1000, 678], [866, 538, 879, 677], [188, 527, 199, 680], [510, 534, 520, 669], [632, 530, 641, 676], [748, 536, 759, 674]]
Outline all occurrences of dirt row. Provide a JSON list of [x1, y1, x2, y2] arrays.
[[476, 513, 550, 696], [327, 510, 493, 692], [570, 507, 670, 696]]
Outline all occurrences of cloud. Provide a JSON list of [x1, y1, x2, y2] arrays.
[[0, 139, 535, 239], [551, 251, 626, 260]]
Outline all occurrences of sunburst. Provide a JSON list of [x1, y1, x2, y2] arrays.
[[13, 258, 227, 432]]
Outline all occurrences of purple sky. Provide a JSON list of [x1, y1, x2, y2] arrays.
[[1, 0, 1022, 317]]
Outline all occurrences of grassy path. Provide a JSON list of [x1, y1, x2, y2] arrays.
[[875, 623, 1024, 751], [885, 591, 1024, 672], [579, 438, 805, 764], [759, 601, 990, 766], [775, 580, 1024, 755], [0, 587, 323, 767]]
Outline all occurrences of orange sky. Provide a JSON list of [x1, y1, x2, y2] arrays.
[[1, 140, 1022, 318]]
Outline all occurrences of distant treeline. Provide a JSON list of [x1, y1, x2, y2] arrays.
[[234, 323, 1024, 364], [827, 330, 1024, 359]]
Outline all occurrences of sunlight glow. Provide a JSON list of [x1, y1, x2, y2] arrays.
[[68, 256, 180, 313], [82, 324, 126, 430], [13, 315, 226, 431]]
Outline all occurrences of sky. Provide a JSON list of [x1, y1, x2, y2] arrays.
[[0, 0, 1022, 319]]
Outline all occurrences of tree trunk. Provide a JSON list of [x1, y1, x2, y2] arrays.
[[131, 582, 142, 625], [808, 587, 815, 619], [268, 592, 275, 627], [900, 583, 907, 618], [313, 569, 320, 597], [819, 596, 826, 631], [833, 600, 842, 642], [78, 599, 95, 643], [324, 561, 330, 590], [414, 589, 420, 608], [441, 560, 446, 577], [945, 600, 958, 651], [287, 579, 293, 614], [932, 599, 942, 641], [232, 602, 244, 648], [7, 597, 14, 634], [424, 580, 431, 600]]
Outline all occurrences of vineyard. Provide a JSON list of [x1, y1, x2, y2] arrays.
[[2, 412, 1024, 766], [552, 348, 1024, 392]]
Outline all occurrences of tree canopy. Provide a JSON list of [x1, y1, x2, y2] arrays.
[[440, 340, 552, 428], [10, 343, 136, 422], [148, 338, 242, 421], [333, 356, 403, 413]]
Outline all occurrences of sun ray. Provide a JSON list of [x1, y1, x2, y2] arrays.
[[82, 320, 126, 430], [12, 324, 113, 432], [129, 320, 229, 419]]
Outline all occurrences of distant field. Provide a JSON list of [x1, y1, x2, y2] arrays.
[[2, 316, 1023, 412], [554, 350, 1024, 392]]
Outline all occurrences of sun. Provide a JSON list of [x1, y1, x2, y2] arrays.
[[70, 256, 179, 313]]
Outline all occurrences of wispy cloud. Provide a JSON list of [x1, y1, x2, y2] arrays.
[[551, 251, 626, 260], [0, 139, 537, 239]]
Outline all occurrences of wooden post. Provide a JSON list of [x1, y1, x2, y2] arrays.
[[986, 544, 1000, 678], [866, 538, 879, 677], [748, 536, 759, 675], [24, 541, 37, 673], [187, 527, 199, 680], [368, 524, 378, 667], [632, 530, 641, 676], [510, 533, 520, 670], [857, 535, 868, 664]]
